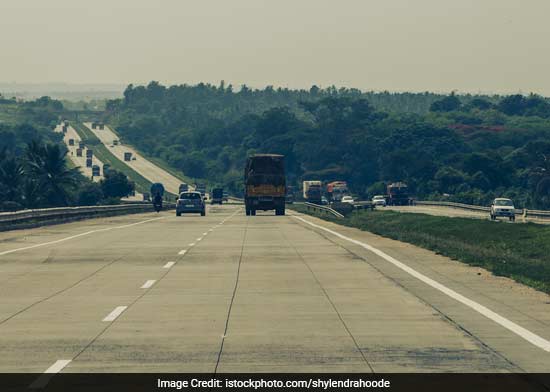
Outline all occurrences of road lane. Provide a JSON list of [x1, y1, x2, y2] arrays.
[[83, 123, 184, 194], [0, 206, 549, 376]]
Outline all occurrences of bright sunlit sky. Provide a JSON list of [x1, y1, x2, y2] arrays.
[[1, 0, 549, 94]]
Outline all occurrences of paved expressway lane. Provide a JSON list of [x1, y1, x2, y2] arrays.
[[83, 123, 184, 195], [0, 206, 549, 380]]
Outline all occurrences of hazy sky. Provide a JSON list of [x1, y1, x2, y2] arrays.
[[1, 0, 549, 94]]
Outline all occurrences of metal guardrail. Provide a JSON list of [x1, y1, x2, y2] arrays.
[[415, 200, 492, 212], [0, 203, 175, 230], [304, 202, 345, 218], [414, 200, 550, 220], [353, 201, 375, 210]]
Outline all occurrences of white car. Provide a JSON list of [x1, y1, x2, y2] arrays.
[[341, 196, 355, 204], [372, 195, 386, 207], [490, 198, 515, 221]]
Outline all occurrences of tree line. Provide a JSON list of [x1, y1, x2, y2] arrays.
[[104, 82, 550, 209]]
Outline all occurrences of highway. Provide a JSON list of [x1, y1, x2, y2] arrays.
[[83, 123, 184, 195], [55, 124, 104, 182], [1, 206, 550, 376]]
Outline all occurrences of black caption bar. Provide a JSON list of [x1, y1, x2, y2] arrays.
[[2, 373, 550, 392]]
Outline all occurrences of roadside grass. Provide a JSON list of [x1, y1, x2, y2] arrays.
[[291, 205, 550, 294], [71, 122, 153, 194], [106, 124, 194, 185]]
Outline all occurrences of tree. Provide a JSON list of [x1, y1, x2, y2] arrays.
[[100, 170, 135, 199], [77, 182, 104, 205], [25, 142, 80, 206], [430, 93, 462, 112]]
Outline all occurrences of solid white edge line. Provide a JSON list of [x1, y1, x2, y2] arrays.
[[0, 217, 164, 257], [293, 215, 550, 352], [141, 279, 156, 289], [163, 261, 175, 269], [29, 359, 72, 389], [102, 305, 128, 322]]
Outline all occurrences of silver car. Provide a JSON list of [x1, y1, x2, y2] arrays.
[[372, 195, 387, 207], [176, 191, 206, 216]]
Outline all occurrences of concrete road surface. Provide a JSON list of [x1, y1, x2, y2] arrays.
[[1, 205, 550, 376], [83, 123, 184, 194]]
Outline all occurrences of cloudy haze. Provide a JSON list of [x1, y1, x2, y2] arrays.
[[1, 0, 549, 94]]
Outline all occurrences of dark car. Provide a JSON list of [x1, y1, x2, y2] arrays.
[[176, 191, 206, 216]]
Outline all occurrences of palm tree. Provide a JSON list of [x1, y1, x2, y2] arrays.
[[25, 143, 80, 206], [0, 155, 24, 203]]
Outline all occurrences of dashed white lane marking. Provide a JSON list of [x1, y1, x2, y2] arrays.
[[141, 280, 156, 289], [178, 249, 187, 255], [102, 306, 128, 322], [163, 261, 175, 269], [293, 215, 550, 352], [30, 360, 72, 389], [208, 229, 213, 232], [196, 237, 202, 242], [202, 232, 208, 235], [189, 243, 195, 247], [0, 217, 164, 257]]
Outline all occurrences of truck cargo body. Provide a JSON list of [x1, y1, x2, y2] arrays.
[[244, 154, 286, 216], [211, 188, 223, 205], [303, 180, 323, 204], [386, 182, 410, 206], [326, 181, 348, 202], [92, 165, 100, 176], [179, 183, 189, 193]]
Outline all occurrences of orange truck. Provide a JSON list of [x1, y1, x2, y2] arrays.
[[244, 154, 286, 216]]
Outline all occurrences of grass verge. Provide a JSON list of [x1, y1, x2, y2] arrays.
[[107, 125, 194, 185], [71, 122, 153, 194], [291, 205, 550, 293]]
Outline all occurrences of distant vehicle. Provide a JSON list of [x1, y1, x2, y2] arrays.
[[341, 196, 355, 204], [244, 154, 286, 216], [132, 157, 136, 161], [285, 185, 295, 204], [195, 183, 206, 196], [85, 158, 92, 167], [326, 181, 348, 202], [321, 196, 329, 205], [176, 191, 206, 216], [222, 191, 229, 202], [113, 140, 119, 146], [92, 165, 100, 177], [76, 148, 83, 157], [179, 183, 189, 193], [143, 193, 151, 201], [103, 163, 111, 174], [211, 188, 224, 205], [79, 141, 85, 149], [490, 198, 515, 221], [386, 182, 410, 206], [86, 149, 93, 158], [303, 180, 323, 204], [151, 183, 165, 213], [124, 152, 132, 161], [68, 139, 75, 146], [372, 195, 386, 207]]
